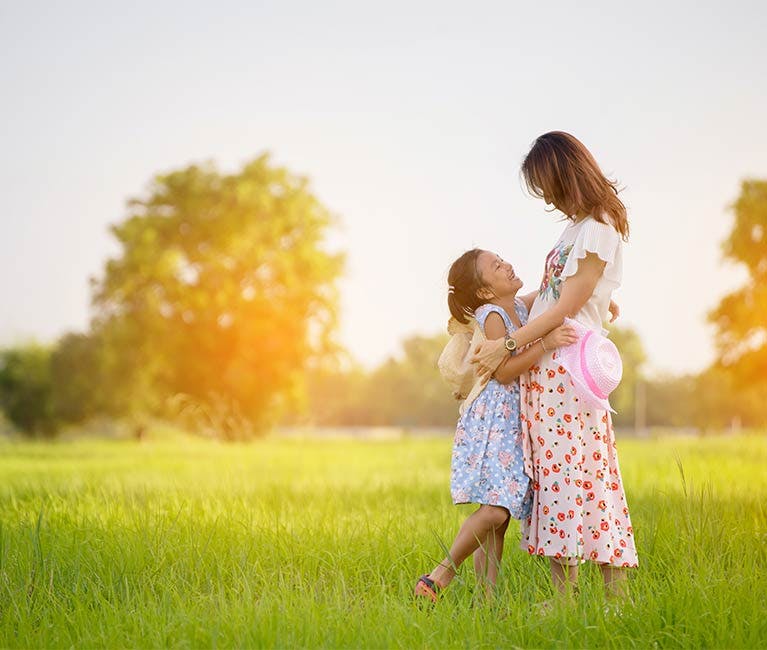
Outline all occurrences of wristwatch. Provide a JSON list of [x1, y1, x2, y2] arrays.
[[504, 336, 517, 354]]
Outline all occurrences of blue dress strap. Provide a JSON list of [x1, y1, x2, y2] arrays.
[[474, 304, 515, 335]]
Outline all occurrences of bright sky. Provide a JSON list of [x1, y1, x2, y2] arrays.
[[2, 1, 765, 376]]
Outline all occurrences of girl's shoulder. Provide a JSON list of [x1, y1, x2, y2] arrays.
[[474, 302, 500, 321], [475, 303, 526, 332], [474, 303, 510, 330]]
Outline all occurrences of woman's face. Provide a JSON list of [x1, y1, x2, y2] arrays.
[[543, 190, 570, 215], [476, 251, 524, 298]]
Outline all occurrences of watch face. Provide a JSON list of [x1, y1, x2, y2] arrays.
[[505, 337, 516, 352]]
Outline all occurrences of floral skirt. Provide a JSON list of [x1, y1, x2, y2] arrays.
[[519, 350, 638, 567]]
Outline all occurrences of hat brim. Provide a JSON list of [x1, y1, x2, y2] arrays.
[[562, 362, 615, 414], [557, 318, 617, 414], [557, 351, 615, 414]]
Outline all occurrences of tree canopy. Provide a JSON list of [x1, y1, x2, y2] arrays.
[[710, 180, 767, 383], [91, 154, 344, 438], [0, 344, 56, 436]]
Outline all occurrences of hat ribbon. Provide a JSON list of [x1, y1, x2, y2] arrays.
[[579, 330, 609, 399]]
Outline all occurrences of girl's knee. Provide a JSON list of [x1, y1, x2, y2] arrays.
[[479, 505, 510, 528]]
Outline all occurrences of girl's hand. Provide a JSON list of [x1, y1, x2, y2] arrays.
[[543, 324, 578, 351], [470, 338, 507, 379], [608, 300, 620, 323]]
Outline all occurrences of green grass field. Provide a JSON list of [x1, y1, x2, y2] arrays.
[[1, 431, 766, 648]]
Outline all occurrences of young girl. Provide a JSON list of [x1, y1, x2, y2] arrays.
[[414, 248, 577, 602], [472, 131, 639, 605]]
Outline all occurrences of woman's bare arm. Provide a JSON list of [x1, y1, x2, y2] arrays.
[[608, 299, 620, 322], [471, 252, 607, 377]]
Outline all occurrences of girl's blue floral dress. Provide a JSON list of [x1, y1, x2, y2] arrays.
[[450, 300, 532, 519]]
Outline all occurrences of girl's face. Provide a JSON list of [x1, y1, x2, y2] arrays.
[[475, 251, 523, 299]]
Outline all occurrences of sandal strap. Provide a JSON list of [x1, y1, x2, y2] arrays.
[[418, 575, 439, 592]]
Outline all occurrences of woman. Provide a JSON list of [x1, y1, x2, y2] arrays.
[[472, 131, 638, 603]]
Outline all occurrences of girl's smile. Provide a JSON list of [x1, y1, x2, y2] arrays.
[[476, 251, 524, 298]]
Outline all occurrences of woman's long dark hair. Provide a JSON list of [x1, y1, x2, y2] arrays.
[[447, 249, 487, 324], [522, 131, 629, 241]]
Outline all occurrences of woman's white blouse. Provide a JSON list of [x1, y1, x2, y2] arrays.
[[528, 217, 623, 331]]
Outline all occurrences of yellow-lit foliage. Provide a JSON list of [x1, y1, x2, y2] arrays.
[[91, 154, 344, 437], [709, 179, 767, 382]]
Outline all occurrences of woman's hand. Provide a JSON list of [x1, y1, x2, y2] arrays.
[[542, 324, 578, 351], [470, 337, 508, 380], [608, 299, 620, 323]]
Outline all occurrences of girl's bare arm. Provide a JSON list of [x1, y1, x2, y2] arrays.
[[472, 252, 606, 377], [493, 326, 577, 384]]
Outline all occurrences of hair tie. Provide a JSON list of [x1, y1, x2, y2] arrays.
[[448, 284, 455, 294]]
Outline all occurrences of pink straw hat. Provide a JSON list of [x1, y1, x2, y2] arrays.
[[557, 318, 623, 413]]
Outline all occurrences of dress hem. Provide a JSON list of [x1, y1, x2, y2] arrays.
[[523, 545, 638, 568], [452, 498, 531, 521]]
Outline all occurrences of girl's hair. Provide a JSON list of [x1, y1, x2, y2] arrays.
[[521, 131, 629, 241], [447, 249, 488, 324]]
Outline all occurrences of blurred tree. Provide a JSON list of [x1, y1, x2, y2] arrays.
[[298, 363, 373, 426], [606, 325, 647, 428], [692, 366, 767, 431], [368, 333, 458, 427], [0, 344, 57, 436], [50, 332, 109, 425], [709, 179, 767, 382], [91, 154, 343, 439], [294, 333, 459, 428], [350, 333, 458, 427], [296, 326, 650, 430], [645, 374, 697, 428]]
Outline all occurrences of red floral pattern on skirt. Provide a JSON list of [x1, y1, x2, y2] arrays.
[[519, 350, 638, 567]]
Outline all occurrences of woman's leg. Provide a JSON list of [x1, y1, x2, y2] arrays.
[[428, 505, 509, 589], [531, 558, 579, 614], [600, 564, 629, 600], [549, 557, 579, 598]]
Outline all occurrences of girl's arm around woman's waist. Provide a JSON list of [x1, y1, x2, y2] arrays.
[[483, 313, 578, 385], [472, 252, 607, 379]]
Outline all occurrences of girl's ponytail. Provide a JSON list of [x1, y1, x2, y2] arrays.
[[447, 249, 486, 323], [447, 290, 466, 323]]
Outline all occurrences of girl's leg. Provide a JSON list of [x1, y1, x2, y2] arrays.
[[473, 537, 488, 580], [482, 518, 510, 586], [428, 505, 509, 589], [476, 517, 509, 598], [600, 565, 629, 600]]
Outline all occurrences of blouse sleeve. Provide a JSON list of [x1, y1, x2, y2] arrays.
[[561, 218, 622, 290]]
